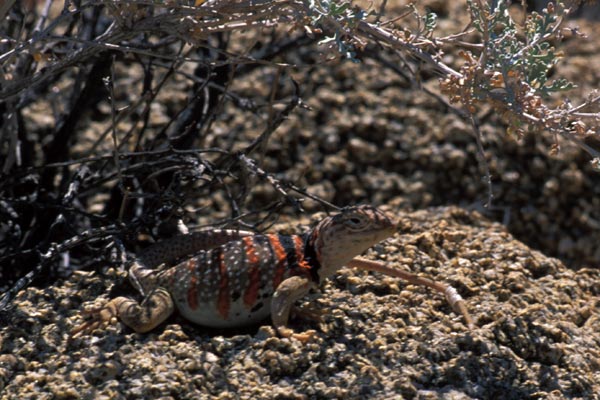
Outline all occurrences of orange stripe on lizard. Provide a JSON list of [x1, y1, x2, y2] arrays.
[[242, 236, 261, 309], [216, 250, 230, 319], [293, 235, 312, 272], [268, 234, 288, 288], [186, 258, 198, 310]]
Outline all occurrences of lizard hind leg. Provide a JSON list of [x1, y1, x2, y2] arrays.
[[72, 287, 175, 335], [119, 287, 175, 333]]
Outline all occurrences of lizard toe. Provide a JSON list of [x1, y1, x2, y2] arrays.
[[291, 329, 318, 343], [71, 301, 120, 336]]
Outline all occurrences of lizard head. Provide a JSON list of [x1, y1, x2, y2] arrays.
[[309, 205, 396, 279]]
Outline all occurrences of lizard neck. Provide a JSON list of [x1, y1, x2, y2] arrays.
[[302, 232, 322, 284], [303, 228, 348, 282]]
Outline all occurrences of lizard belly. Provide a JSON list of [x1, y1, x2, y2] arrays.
[[174, 298, 272, 328]]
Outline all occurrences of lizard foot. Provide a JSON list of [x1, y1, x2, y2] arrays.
[[71, 299, 120, 336], [276, 326, 317, 343]]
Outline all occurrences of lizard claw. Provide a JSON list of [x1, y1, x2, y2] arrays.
[[71, 301, 119, 337]]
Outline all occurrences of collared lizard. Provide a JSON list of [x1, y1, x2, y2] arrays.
[[72, 205, 474, 340]]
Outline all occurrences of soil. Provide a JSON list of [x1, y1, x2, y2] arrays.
[[1, 1, 600, 399]]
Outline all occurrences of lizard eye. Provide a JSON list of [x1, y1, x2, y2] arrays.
[[347, 216, 364, 226]]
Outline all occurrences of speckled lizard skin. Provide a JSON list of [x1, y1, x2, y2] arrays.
[[73, 205, 473, 340]]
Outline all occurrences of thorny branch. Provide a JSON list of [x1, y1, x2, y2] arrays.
[[3, 0, 597, 155]]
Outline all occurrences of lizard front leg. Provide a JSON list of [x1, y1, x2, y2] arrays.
[[271, 275, 317, 341], [347, 257, 475, 329], [72, 287, 175, 335]]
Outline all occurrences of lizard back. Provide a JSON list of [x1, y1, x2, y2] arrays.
[[157, 233, 316, 328]]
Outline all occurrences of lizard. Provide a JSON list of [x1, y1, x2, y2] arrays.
[[72, 205, 474, 340]]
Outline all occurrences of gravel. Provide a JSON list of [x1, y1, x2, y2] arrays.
[[2, 206, 599, 399]]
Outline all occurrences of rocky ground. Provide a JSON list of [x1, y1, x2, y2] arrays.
[[2, 0, 600, 399], [1, 206, 599, 399]]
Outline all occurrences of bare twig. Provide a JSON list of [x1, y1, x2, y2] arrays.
[[469, 114, 494, 208]]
